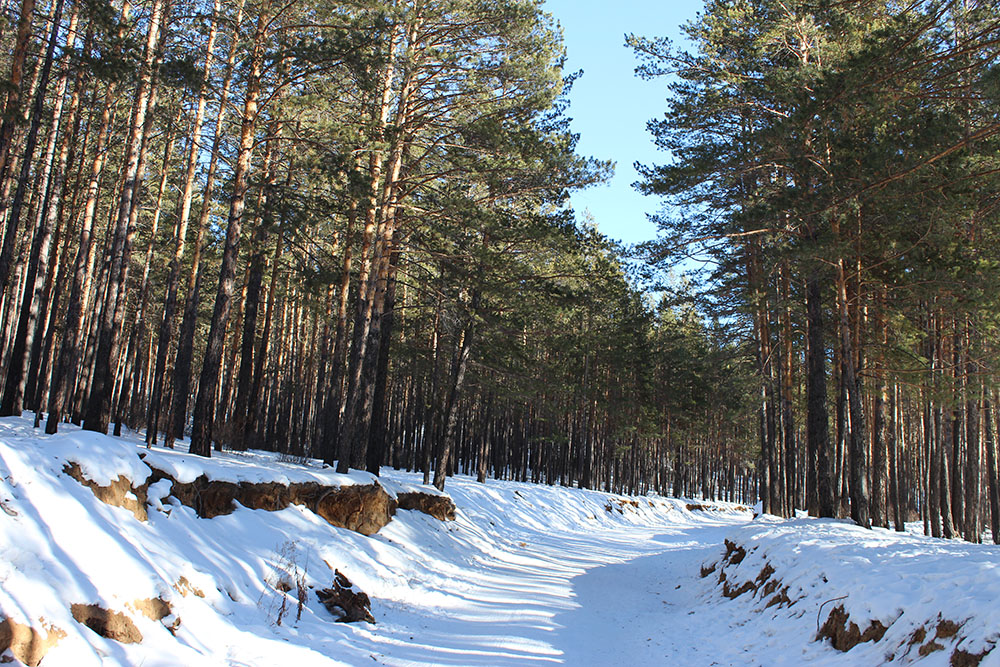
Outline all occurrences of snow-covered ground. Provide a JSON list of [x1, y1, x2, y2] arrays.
[[1, 415, 998, 666]]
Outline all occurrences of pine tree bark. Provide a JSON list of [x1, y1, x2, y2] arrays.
[[0, 0, 71, 415], [188, 1, 269, 456], [806, 275, 836, 517], [25, 14, 87, 413], [167, 0, 246, 446], [145, 0, 226, 445], [963, 327, 981, 542], [0, 0, 38, 296], [835, 257, 870, 528], [334, 36, 403, 472], [245, 234, 282, 449], [114, 109, 180, 435], [82, 0, 167, 433], [45, 6, 127, 433], [230, 139, 278, 450], [320, 196, 357, 464], [889, 383, 905, 531], [366, 247, 401, 474], [433, 290, 479, 491], [984, 395, 1000, 545]]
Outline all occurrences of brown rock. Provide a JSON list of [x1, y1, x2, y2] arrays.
[[63, 462, 148, 521], [198, 480, 241, 518], [128, 597, 180, 634], [919, 640, 946, 657], [70, 604, 142, 644], [128, 597, 170, 622], [952, 647, 993, 667], [314, 485, 395, 536], [238, 482, 289, 512], [160, 475, 199, 510], [723, 539, 746, 565], [0, 617, 65, 666], [287, 482, 325, 509], [146, 466, 396, 535], [397, 491, 456, 521], [936, 619, 961, 640], [722, 580, 756, 599], [765, 586, 792, 608]]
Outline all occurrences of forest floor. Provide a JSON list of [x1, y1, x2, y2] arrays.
[[1, 415, 998, 666]]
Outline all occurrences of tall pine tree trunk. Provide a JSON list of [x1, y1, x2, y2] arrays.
[[82, 0, 167, 433], [433, 290, 479, 491], [188, 2, 269, 456], [807, 274, 835, 517], [145, 0, 226, 445], [0, 0, 38, 296], [44, 6, 126, 434], [983, 395, 1000, 545], [0, 0, 74, 416]]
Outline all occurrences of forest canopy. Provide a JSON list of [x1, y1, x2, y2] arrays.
[[630, 0, 1000, 541], [0, 0, 997, 544]]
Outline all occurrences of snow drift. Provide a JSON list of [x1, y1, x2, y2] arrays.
[[2, 413, 998, 666]]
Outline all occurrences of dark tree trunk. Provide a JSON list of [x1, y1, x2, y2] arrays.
[[433, 292, 478, 492], [188, 3, 268, 456], [806, 275, 835, 517], [984, 396, 1000, 545], [83, 0, 166, 434], [366, 248, 401, 474], [144, 0, 226, 446]]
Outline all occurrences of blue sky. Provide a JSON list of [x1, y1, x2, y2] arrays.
[[542, 1, 702, 246]]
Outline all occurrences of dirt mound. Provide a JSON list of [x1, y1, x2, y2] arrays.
[[0, 616, 65, 666], [817, 605, 888, 651], [604, 498, 640, 514], [723, 539, 747, 565], [63, 462, 148, 521], [397, 491, 457, 521], [147, 466, 397, 535], [68, 457, 455, 537], [892, 617, 994, 666], [70, 603, 143, 644], [314, 485, 395, 536], [687, 503, 749, 512], [173, 576, 205, 598]]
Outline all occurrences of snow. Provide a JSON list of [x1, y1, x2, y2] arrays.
[[139, 438, 378, 489], [1, 414, 998, 666], [702, 516, 1000, 664]]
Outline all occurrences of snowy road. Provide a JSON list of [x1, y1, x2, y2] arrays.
[[555, 525, 737, 666], [353, 484, 755, 667]]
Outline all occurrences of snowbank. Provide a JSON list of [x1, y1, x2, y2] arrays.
[[701, 516, 1000, 665], [1, 415, 731, 665], [10, 411, 992, 666]]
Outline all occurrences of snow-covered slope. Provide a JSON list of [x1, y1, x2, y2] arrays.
[[697, 517, 1000, 666], [0, 415, 741, 666], [1, 414, 998, 666]]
